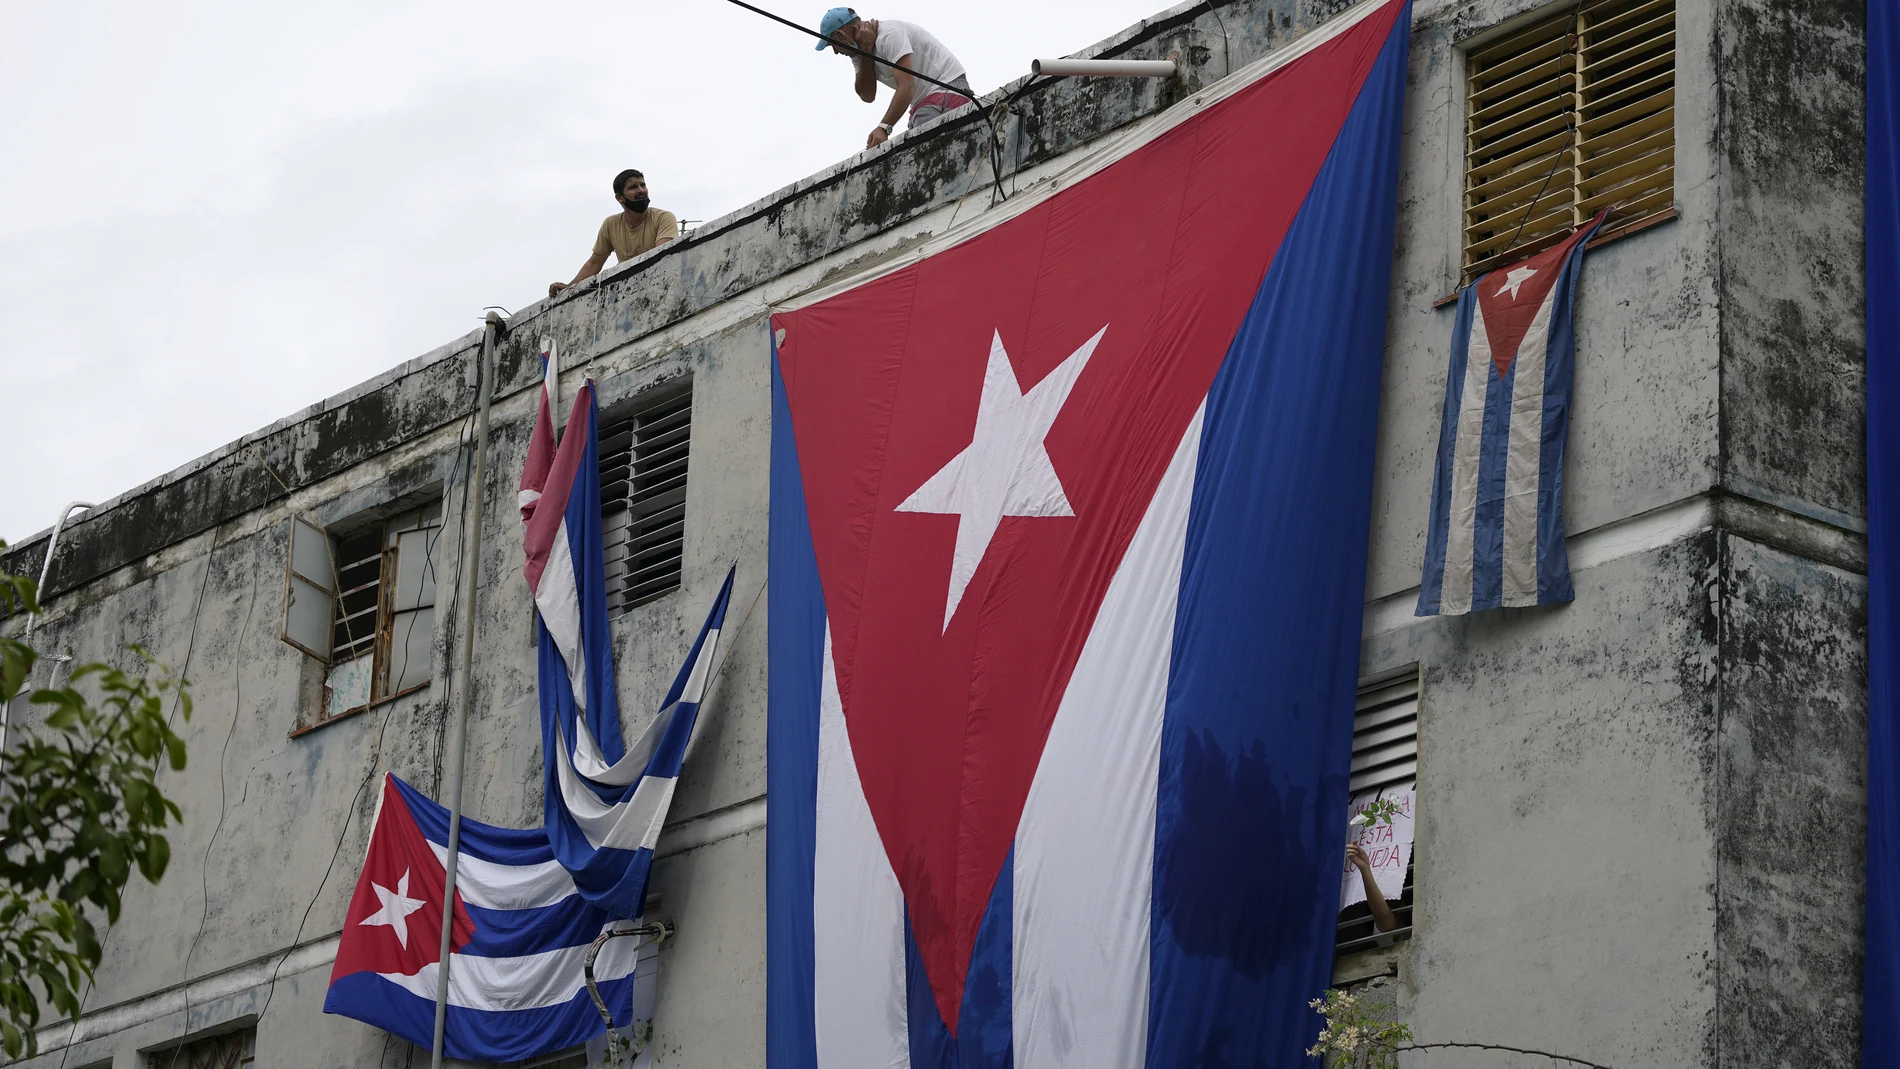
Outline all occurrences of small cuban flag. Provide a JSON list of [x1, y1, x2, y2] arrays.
[[1417, 210, 1609, 617], [322, 775, 655, 1062]]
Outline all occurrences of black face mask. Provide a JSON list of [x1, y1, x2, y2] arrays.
[[624, 196, 650, 213]]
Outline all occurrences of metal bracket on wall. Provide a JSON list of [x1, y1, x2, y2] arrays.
[[584, 919, 675, 1066]]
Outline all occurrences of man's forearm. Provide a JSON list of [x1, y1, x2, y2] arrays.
[[883, 69, 915, 128], [569, 253, 608, 285], [881, 90, 911, 128]]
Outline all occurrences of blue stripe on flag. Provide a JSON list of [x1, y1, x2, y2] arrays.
[[766, 342, 822, 1069], [1470, 352, 1517, 612], [458, 897, 608, 958], [324, 970, 635, 1063], [1416, 287, 1477, 616], [390, 776, 558, 867], [1535, 245, 1587, 605], [1147, 7, 1407, 1065], [903, 848, 1013, 1069]]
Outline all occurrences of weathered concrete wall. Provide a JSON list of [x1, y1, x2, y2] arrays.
[[1717, 534, 1867, 1069], [0, 0, 1873, 1065], [1716, 0, 1867, 528], [1362, 534, 1722, 1067]]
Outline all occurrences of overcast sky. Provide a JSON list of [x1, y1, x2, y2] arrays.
[[0, 0, 1168, 545]]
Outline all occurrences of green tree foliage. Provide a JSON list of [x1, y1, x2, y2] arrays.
[[0, 545, 190, 1058]]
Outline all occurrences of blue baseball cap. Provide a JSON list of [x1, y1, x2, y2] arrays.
[[815, 7, 856, 49]]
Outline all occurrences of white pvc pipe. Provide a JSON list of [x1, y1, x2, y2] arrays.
[[1031, 57, 1178, 78], [24, 501, 93, 641]]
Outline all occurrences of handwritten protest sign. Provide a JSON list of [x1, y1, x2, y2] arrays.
[[1340, 786, 1414, 911]]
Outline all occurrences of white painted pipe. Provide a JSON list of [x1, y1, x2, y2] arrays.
[[24, 501, 93, 641], [1031, 57, 1179, 77]]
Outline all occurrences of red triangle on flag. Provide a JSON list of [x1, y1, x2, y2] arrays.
[[329, 776, 475, 984]]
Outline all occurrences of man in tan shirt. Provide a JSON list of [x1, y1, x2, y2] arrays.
[[548, 169, 680, 297]]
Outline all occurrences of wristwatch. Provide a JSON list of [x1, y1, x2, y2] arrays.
[[876, 122, 894, 134]]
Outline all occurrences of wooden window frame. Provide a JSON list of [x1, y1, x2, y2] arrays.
[[283, 500, 443, 731], [1461, 0, 1676, 280]]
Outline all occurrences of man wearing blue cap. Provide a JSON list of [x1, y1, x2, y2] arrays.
[[816, 8, 972, 148]]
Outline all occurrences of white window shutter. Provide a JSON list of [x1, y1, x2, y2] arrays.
[[282, 517, 335, 661]]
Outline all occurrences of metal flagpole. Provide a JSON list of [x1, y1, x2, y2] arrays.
[[431, 311, 502, 1067]]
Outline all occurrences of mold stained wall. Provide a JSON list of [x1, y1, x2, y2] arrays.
[[1353, 0, 1868, 1066], [0, 0, 1869, 1066]]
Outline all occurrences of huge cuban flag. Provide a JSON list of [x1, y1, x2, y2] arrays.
[[521, 347, 736, 920], [766, 1, 1409, 1065], [323, 775, 652, 1062]]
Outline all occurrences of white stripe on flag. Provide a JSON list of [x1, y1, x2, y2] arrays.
[[1012, 404, 1202, 1069], [553, 723, 681, 852], [535, 518, 588, 713], [1440, 300, 1495, 616], [377, 924, 639, 1013], [1501, 289, 1560, 606], [425, 842, 577, 911], [813, 626, 910, 1069], [679, 629, 720, 704], [574, 629, 720, 786]]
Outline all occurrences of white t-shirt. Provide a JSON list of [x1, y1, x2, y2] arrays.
[[855, 19, 967, 98]]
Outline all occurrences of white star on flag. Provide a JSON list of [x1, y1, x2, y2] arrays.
[[897, 325, 1108, 630], [1496, 265, 1538, 300], [359, 868, 427, 949]]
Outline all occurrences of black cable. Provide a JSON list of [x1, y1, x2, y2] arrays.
[[717, 0, 973, 98], [253, 376, 479, 1042], [53, 534, 221, 1069], [251, 690, 402, 1031], [169, 545, 262, 1068], [714, 0, 1019, 203], [432, 394, 481, 788], [1494, 0, 1587, 263]]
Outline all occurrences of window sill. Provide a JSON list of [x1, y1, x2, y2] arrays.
[[1432, 207, 1682, 310], [289, 681, 430, 739], [1333, 929, 1410, 986]]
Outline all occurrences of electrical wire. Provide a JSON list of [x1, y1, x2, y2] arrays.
[[250, 688, 404, 1032], [50, 535, 222, 1069], [243, 368, 481, 1044], [431, 394, 482, 787], [714, 0, 1022, 203], [717, 0, 972, 98], [168, 544, 263, 1068], [1494, 0, 1587, 263], [47, 333, 480, 1067]]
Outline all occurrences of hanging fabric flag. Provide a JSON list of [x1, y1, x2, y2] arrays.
[[518, 335, 562, 523], [322, 775, 651, 1063], [1416, 210, 1609, 617], [1865, 0, 1900, 1059], [766, 0, 1409, 1065], [522, 356, 737, 918]]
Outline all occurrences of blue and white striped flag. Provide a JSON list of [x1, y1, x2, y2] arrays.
[[520, 359, 736, 918], [322, 775, 658, 1062], [1417, 212, 1606, 616]]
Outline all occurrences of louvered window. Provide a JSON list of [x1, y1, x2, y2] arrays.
[[1463, 0, 1675, 277], [1335, 664, 1419, 959], [600, 380, 692, 615]]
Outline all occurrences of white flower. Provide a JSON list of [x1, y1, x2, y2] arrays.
[[1349, 812, 1372, 828]]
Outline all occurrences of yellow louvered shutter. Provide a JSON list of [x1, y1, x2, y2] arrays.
[[1463, 0, 1675, 278]]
